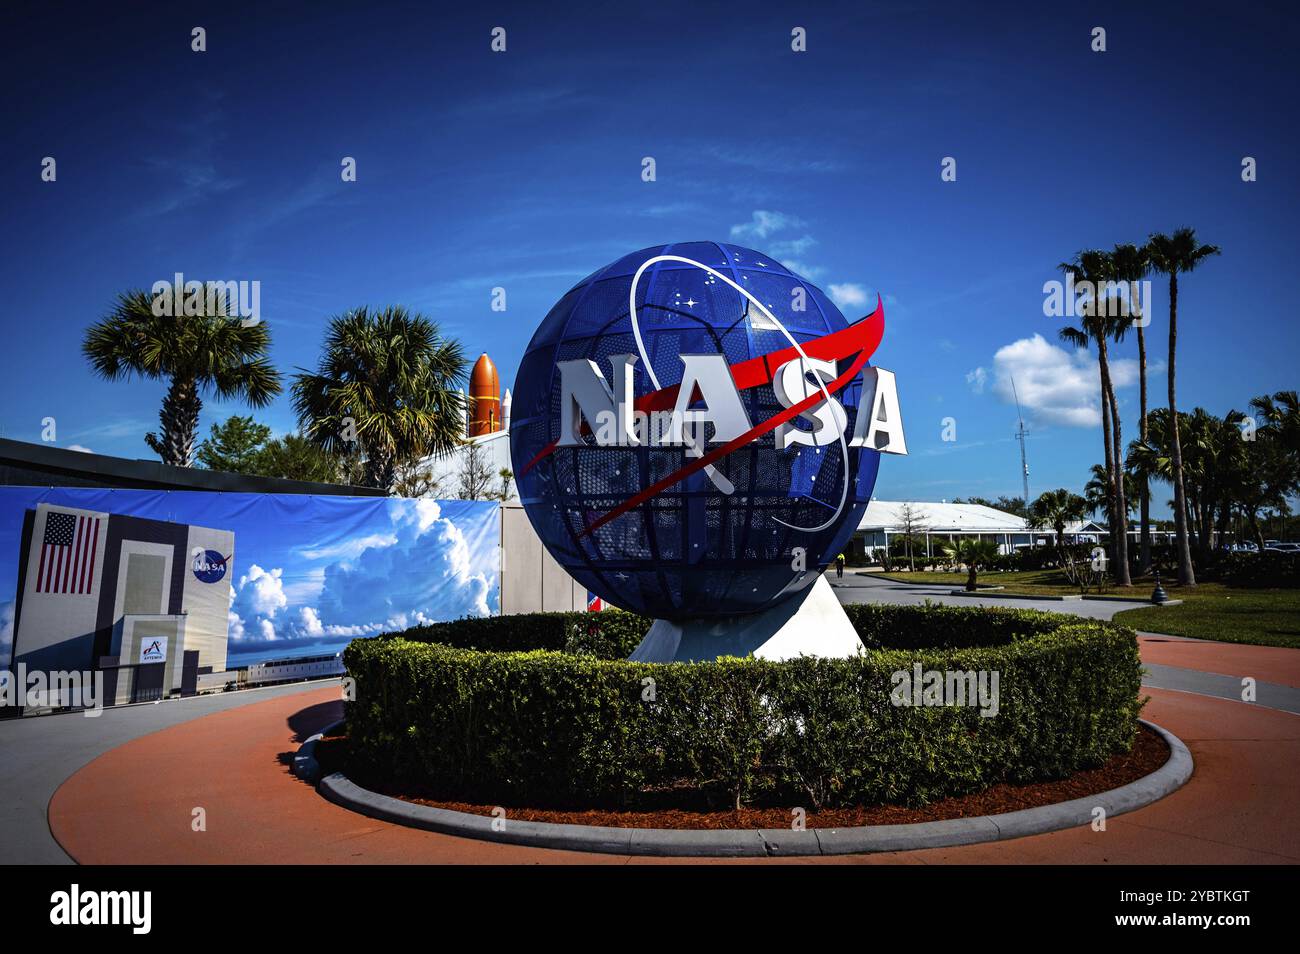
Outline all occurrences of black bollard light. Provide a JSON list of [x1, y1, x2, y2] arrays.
[[1151, 570, 1169, 605]]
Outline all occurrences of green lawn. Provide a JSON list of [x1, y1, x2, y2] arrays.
[[871, 570, 1300, 649], [875, 568, 1106, 596], [1115, 587, 1300, 649]]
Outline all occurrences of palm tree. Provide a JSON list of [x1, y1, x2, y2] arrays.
[[1028, 488, 1089, 556], [292, 306, 466, 491], [1110, 242, 1153, 572], [938, 538, 1001, 591], [1249, 390, 1300, 456], [1145, 228, 1221, 585], [83, 289, 282, 466], [1084, 463, 1137, 522], [1058, 251, 1133, 584]]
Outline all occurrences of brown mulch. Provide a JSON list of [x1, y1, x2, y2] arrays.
[[313, 725, 1168, 830]]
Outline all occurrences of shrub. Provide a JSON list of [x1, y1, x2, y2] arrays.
[[344, 605, 1144, 811], [1219, 550, 1300, 588]]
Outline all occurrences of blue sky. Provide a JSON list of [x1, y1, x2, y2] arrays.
[[1, 1, 1296, 513]]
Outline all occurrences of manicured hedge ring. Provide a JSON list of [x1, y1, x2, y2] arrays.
[[343, 604, 1144, 811]]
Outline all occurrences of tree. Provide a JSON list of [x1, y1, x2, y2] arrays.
[[1084, 463, 1136, 522], [256, 433, 343, 484], [197, 415, 272, 473], [938, 538, 1001, 591], [1145, 228, 1221, 584], [391, 455, 442, 498], [1058, 250, 1134, 584], [1228, 392, 1299, 550], [456, 441, 496, 500], [83, 289, 282, 466], [1028, 488, 1088, 555], [292, 306, 466, 491], [1110, 242, 1154, 572], [895, 502, 927, 570], [497, 468, 515, 502]]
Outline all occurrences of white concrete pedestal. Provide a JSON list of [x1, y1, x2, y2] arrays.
[[627, 575, 863, 663]]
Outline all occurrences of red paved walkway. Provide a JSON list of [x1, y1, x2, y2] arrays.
[[1138, 633, 1300, 688], [49, 638, 1300, 864]]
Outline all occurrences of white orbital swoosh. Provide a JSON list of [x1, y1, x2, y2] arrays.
[[628, 253, 850, 533]]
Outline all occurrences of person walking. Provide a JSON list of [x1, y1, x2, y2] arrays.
[[835, 553, 845, 579]]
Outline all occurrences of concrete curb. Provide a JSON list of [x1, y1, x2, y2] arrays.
[[292, 718, 344, 784], [948, 589, 1081, 601], [945, 589, 1180, 607], [307, 719, 1193, 858]]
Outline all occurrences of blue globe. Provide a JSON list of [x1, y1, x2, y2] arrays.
[[511, 242, 881, 619]]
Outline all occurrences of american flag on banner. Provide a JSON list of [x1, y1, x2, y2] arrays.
[[36, 510, 102, 595]]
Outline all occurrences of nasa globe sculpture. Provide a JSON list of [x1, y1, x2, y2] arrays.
[[510, 242, 907, 661]]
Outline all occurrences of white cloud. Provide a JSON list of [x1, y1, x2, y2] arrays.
[[767, 235, 817, 258], [828, 283, 869, 309], [730, 210, 805, 241], [298, 606, 324, 638], [970, 333, 1139, 427], [316, 501, 492, 627], [225, 501, 497, 655], [233, 564, 287, 618], [782, 259, 827, 280], [66, 444, 93, 454], [297, 533, 397, 562]]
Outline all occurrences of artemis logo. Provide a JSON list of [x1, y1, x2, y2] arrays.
[[49, 884, 151, 934]]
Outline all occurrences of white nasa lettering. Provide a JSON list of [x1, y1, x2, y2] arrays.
[[557, 354, 639, 446], [666, 354, 752, 445], [556, 352, 907, 456], [850, 367, 907, 454], [773, 356, 846, 450]]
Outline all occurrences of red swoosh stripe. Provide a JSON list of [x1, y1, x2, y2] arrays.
[[576, 299, 885, 538]]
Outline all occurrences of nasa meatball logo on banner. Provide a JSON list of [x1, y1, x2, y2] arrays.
[[511, 242, 907, 620], [191, 549, 229, 584]]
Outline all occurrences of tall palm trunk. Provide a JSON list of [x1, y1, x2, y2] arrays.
[[147, 376, 203, 467], [363, 451, 396, 492], [1136, 322, 1151, 573], [1167, 274, 1197, 585], [1099, 371, 1118, 574], [1097, 338, 1131, 584], [1105, 373, 1133, 585]]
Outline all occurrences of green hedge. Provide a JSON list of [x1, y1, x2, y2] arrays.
[[1220, 551, 1300, 588], [387, 610, 650, 659], [345, 605, 1144, 811]]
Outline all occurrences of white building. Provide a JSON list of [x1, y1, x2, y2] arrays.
[[854, 500, 1079, 559]]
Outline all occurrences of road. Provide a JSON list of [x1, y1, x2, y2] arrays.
[[829, 571, 1151, 620]]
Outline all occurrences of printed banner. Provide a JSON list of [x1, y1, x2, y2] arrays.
[[0, 488, 500, 673]]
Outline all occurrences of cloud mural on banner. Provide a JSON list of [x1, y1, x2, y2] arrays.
[[223, 498, 497, 657], [0, 600, 13, 664]]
